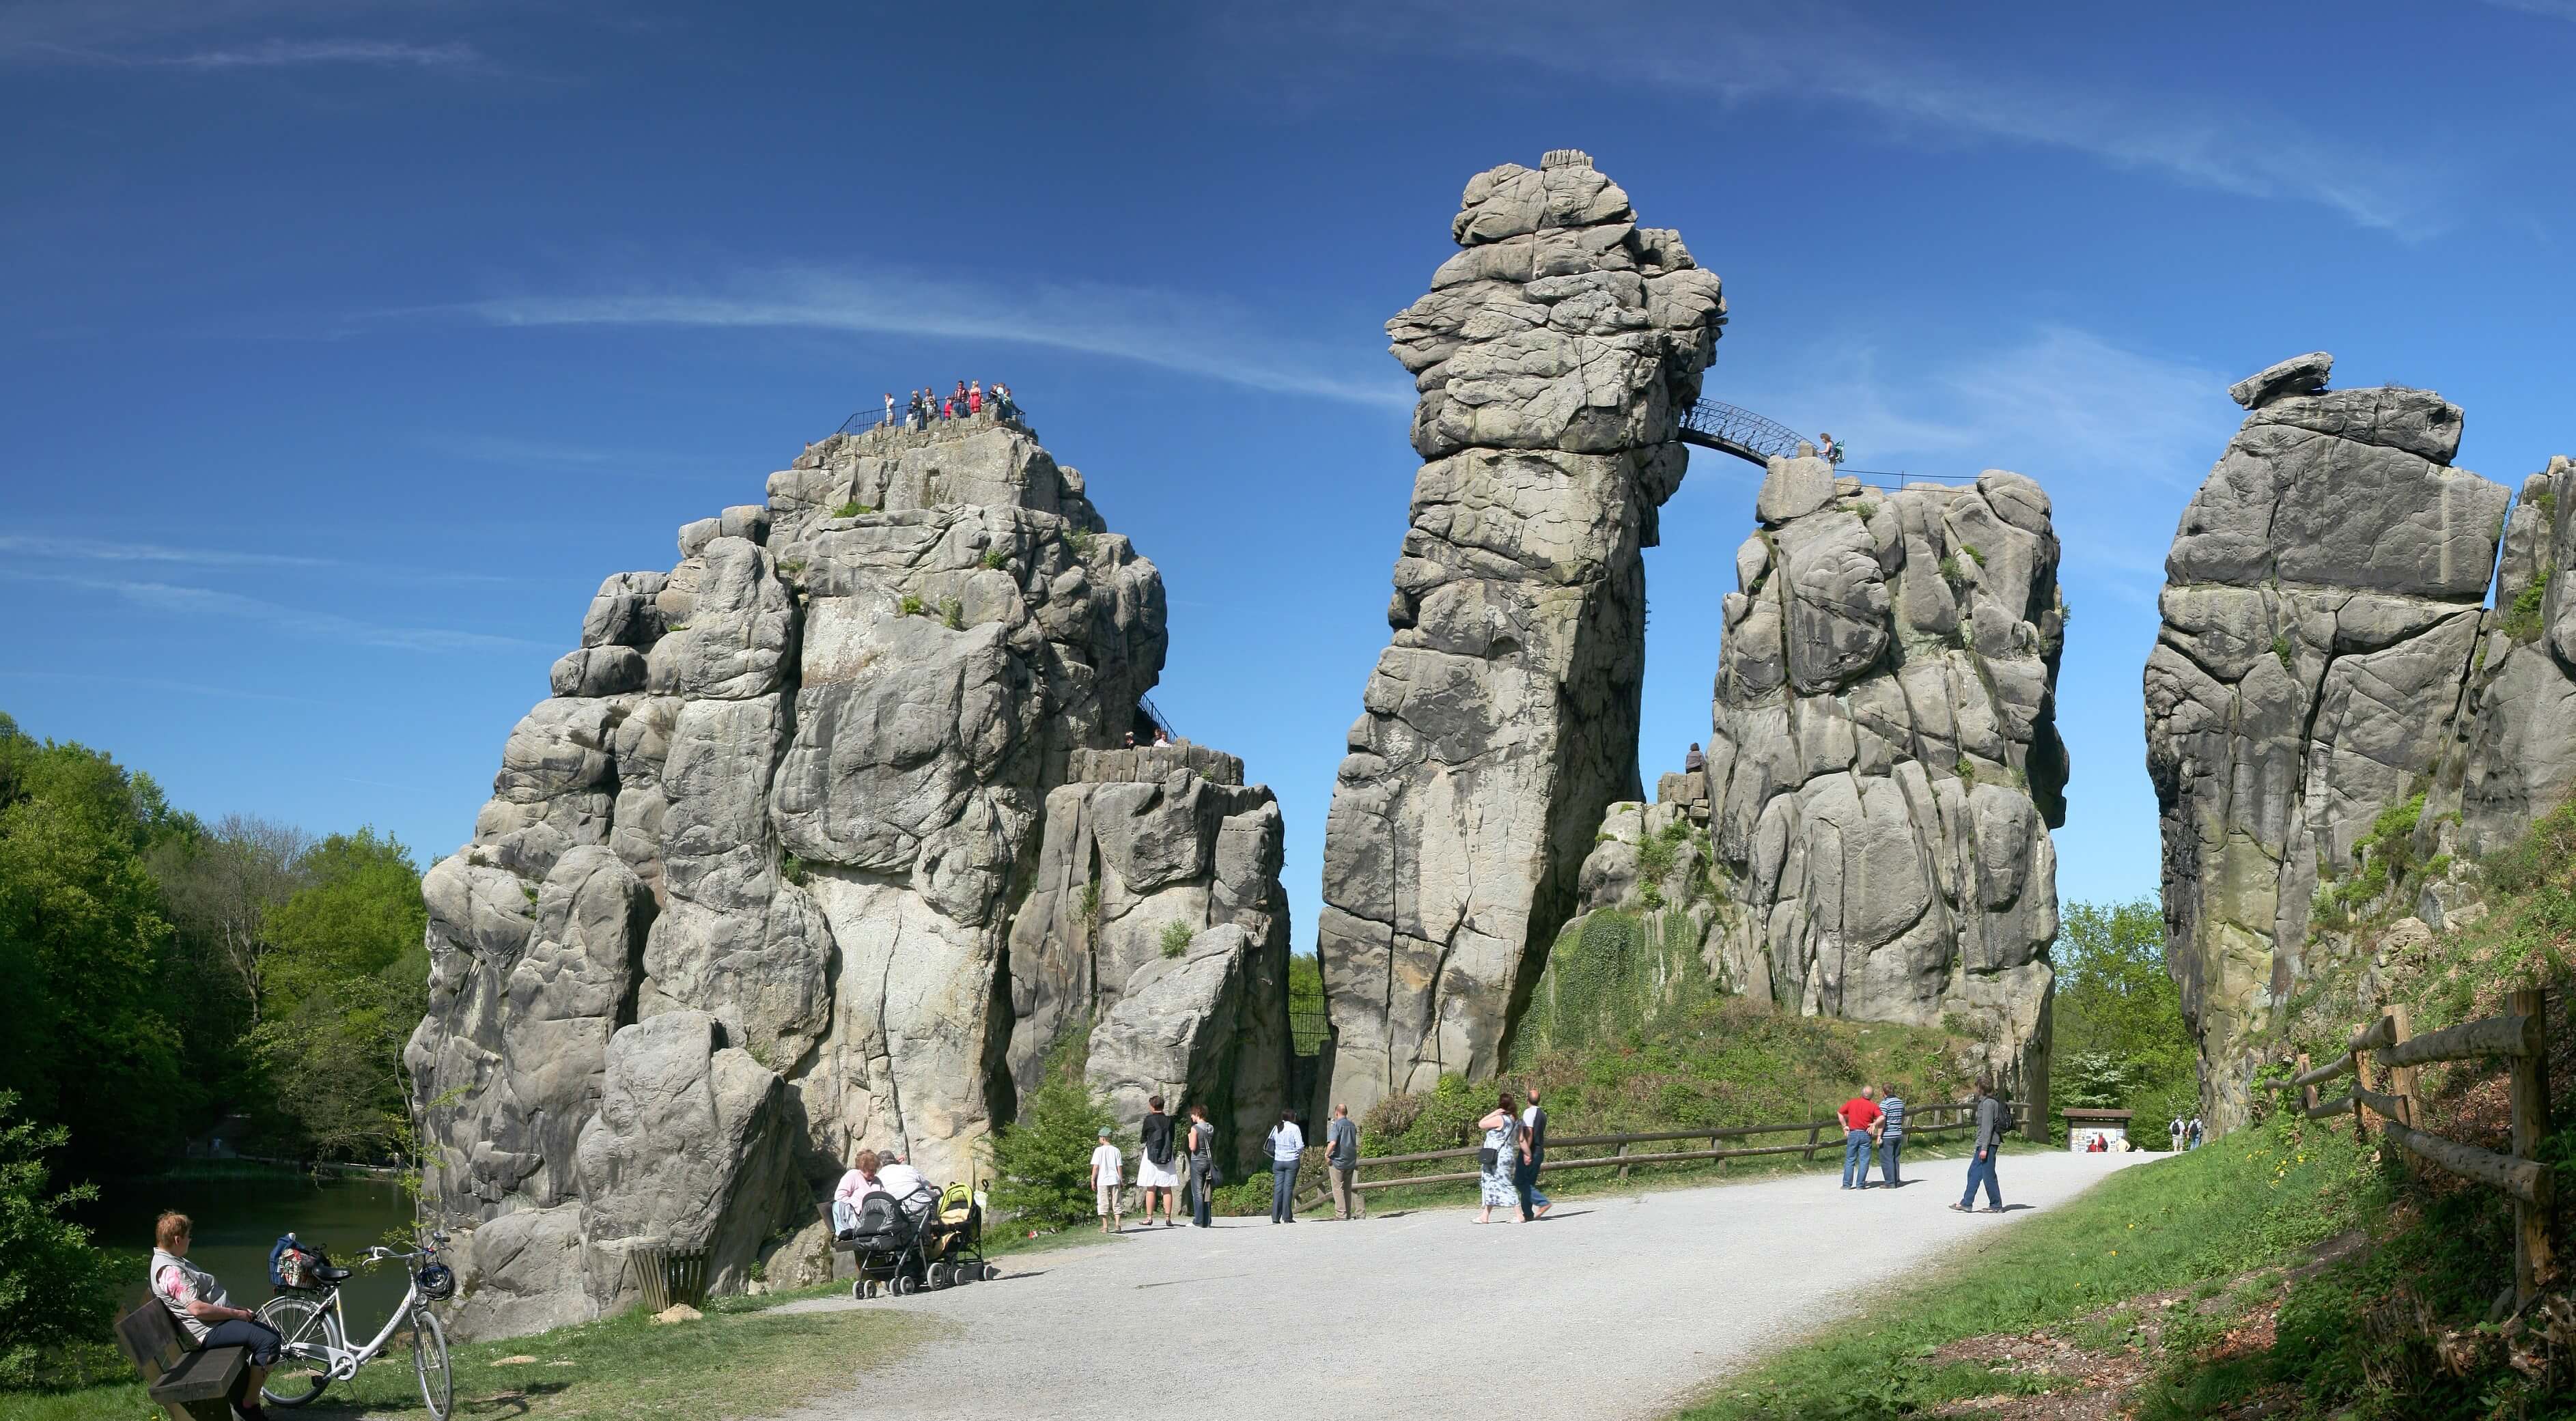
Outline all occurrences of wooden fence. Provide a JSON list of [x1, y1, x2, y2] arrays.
[[1298, 1100, 1985, 1207], [2291, 987, 2557, 1306]]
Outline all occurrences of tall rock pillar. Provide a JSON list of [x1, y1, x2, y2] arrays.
[[2146, 354, 2508, 1133], [1317, 150, 1726, 1113]]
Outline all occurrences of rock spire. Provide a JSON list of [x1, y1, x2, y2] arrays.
[[1315, 152, 1726, 1113]]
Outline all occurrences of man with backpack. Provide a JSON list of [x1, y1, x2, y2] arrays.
[[1952, 1078, 2006, 1213]]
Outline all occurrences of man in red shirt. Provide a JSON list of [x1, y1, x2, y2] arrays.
[[1840, 1086, 1884, 1190]]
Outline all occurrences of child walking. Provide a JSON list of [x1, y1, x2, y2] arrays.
[[1089, 1125, 1125, 1233]]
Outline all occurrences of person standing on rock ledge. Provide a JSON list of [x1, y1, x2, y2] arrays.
[[1683, 742, 1705, 774]]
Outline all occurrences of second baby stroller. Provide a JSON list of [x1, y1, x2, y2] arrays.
[[916, 1181, 998, 1289]]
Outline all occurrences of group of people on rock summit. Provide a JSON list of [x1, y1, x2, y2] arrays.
[[1836, 1075, 2016, 1213], [886, 380, 1018, 430]]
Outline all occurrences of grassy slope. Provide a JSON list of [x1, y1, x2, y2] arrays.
[[3, 1285, 931, 1421], [1681, 1114, 2377, 1420]]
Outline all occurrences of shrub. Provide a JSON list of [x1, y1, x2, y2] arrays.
[[897, 594, 925, 618], [1159, 920, 1194, 957], [2502, 566, 2551, 642], [830, 501, 873, 519], [988, 1052, 1117, 1234], [1937, 554, 1965, 584], [1065, 528, 1095, 560], [2271, 632, 2293, 671], [940, 597, 964, 631], [1961, 544, 1986, 567], [981, 548, 1009, 571], [0, 1093, 122, 1389], [1635, 832, 1677, 884]]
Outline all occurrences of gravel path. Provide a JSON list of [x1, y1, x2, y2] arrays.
[[772, 1150, 2154, 1421]]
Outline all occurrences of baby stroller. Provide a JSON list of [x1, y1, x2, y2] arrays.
[[916, 1181, 997, 1290], [841, 1184, 934, 1299]]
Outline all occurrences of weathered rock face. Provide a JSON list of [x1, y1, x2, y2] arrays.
[[2147, 356, 2516, 1132], [408, 414, 1287, 1338], [1006, 744, 1292, 1168], [1513, 800, 1727, 1057], [1317, 149, 1727, 1115], [1700, 462, 2069, 1113]]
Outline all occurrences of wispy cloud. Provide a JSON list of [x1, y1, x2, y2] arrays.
[[1, 569, 542, 653], [415, 266, 1414, 410], [1289, 1, 2445, 238], [0, 0, 485, 70], [0, 669, 325, 705], [0, 533, 520, 585], [2484, 0, 2576, 18]]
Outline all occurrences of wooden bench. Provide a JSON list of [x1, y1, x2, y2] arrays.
[[112, 1302, 251, 1421]]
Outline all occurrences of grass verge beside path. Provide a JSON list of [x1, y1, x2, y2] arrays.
[[1680, 1115, 2376, 1420], [1, 1286, 932, 1421]]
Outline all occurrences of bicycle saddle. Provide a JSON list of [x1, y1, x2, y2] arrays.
[[315, 1265, 353, 1283]]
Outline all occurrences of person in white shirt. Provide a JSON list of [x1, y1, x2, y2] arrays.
[[877, 1156, 933, 1221], [1089, 1127, 1125, 1233], [1265, 1110, 1306, 1224]]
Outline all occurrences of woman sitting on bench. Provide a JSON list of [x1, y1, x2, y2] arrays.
[[150, 1211, 282, 1416]]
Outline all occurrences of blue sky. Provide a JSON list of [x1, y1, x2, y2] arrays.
[[6, 1, 2573, 940]]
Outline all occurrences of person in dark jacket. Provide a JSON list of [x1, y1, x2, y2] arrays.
[[1951, 1078, 2006, 1213], [1136, 1095, 1181, 1226]]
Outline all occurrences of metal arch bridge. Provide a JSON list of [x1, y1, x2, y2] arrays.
[[1678, 398, 1814, 467]]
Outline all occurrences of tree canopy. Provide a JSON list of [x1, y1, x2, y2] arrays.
[[2047, 897, 2199, 1129]]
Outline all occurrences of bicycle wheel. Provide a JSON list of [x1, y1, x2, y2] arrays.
[[257, 1295, 339, 1407], [412, 1309, 451, 1420]]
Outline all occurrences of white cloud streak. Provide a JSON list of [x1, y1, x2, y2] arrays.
[[1296, 1, 2444, 238], [1, 569, 542, 653], [0, 0, 484, 70], [0, 533, 521, 585], [156, 39, 481, 69], [432, 266, 1414, 410]]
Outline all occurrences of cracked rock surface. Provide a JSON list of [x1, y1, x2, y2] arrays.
[[1317, 150, 1725, 1115], [407, 415, 1287, 1338]]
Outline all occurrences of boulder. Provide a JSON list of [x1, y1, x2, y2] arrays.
[[2228, 350, 2332, 409]]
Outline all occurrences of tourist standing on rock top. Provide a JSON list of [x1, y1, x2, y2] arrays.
[[1952, 1078, 2006, 1214], [994, 382, 1017, 421], [1091, 1126, 1125, 1234], [1152, 728, 1171, 748], [1876, 1086, 1907, 1187], [1474, 1093, 1524, 1224], [1186, 1103, 1217, 1228], [883, 391, 896, 426], [1839, 1086, 1882, 1190], [1683, 742, 1705, 773], [1137, 1095, 1181, 1227], [1265, 1109, 1306, 1223], [1818, 431, 1845, 465], [953, 380, 969, 417], [1324, 1103, 1364, 1221], [151, 1212, 282, 1420], [967, 380, 983, 415], [1517, 1086, 1552, 1220]]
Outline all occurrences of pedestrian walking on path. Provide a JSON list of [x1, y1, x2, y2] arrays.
[[1185, 1103, 1216, 1228], [1090, 1127, 1125, 1234], [1325, 1103, 1364, 1220], [1137, 1095, 1181, 1227], [1517, 1086, 1552, 1219], [1266, 1110, 1305, 1223], [1877, 1086, 1907, 1187], [1474, 1093, 1523, 1224], [1838, 1086, 1881, 1190], [1952, 1078, 2006, 1214]]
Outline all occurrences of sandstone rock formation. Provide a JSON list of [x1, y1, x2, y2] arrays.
[[1512, 800, 1726, 1057], [1700, 460, 2069, 1109], [1317, 149, 1727, 1114], [2146, 356, 2517, 1131], [408, 414, 1288, 1338]]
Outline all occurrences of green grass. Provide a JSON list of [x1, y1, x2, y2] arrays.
[[1681, 1114, 2377, 1420], [3, 1293, 932, 1421]]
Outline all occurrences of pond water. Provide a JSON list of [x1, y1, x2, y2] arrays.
[[82, 1167, 420, 1329]]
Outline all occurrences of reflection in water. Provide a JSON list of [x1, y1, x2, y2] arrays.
[[83, 1167, 418, 1327]]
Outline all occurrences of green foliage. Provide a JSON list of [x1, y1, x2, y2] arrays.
[[1287, 952, 1326, 1055], [898, 593, 925, 618], [0, 718, 188, 1172], [1064, 527, 1095, 560], [780, 852, 809, 888], [2270, 632, 2293, 671], [0, 1092, 122, 1390], [1937, 554, 1965, 583], [829, 500, 874, 519], [1075, 878, 1100, 923], [247, 830, 430, 1162], [2047, 898, 2198, 1127], [2502, 565, 2550, 642], [1158, 919, 1194, 957], [2320, 792, 2426, 922], [981, 548, 1009, 570], [940, 596, 964, 630], [1961, 544, 1986, 567], [1635, 832, 1677, 884], [779, 558, 807, 576], [988, 1032, 1117, 1233]]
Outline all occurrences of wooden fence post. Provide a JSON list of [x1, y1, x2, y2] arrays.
[[2298, 1053, 2317, 1115], [1804, 1124, 1821, 1163], [2510, 987, 2554, 1308], [1614, 1140, 1631, 1182], [2353, 1019, 2383, 1140], [2385, 1004, 2416, 1128]]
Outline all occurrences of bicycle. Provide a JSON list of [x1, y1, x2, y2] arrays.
[[256, 1230, 456, 1418]]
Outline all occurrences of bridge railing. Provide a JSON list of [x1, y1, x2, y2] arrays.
[[1681, 398, 1812, 463], [833, 399, 1029, 437]]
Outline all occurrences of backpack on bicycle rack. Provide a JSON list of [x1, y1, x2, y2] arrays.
[[269, 1234, 328, 1291]]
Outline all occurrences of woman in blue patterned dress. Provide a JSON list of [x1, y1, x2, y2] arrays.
[[1474, 1091, 1524, 1224]]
